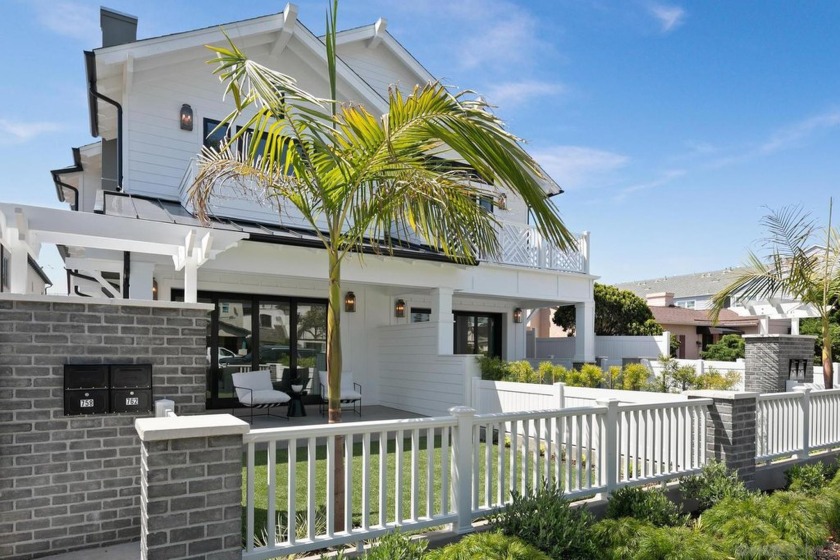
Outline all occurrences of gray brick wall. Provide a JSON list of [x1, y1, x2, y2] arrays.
[[138, 427, 245, 560], [744, 335, 816, 393], [688, 391, 758, 487], [0, 295, 211, 560]]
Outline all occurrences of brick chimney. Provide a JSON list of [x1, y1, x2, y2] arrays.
[[646, 292, 675, 307]]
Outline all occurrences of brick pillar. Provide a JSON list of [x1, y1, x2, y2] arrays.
[[743, 334, 817, 392], [686, 390, 758, 487], [135, 415, 249, 560]]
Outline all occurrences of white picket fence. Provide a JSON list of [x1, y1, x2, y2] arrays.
[[757, 387, 840, 461], [241, 398, 710, 559]]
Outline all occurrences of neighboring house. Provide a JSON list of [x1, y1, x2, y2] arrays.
[[0, 5, 595, 417], [643, 292, 759, 359], [617, 269, 817, 338]]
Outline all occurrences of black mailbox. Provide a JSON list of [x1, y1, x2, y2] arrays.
[[63, 363, 153, 415], [64, 364, 109, 389], [65, 389, 108, 415], [110, 364, 152, 389], [111, 388, 152, 413]]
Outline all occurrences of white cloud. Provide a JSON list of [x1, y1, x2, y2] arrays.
[[32, 1, 100, 43], [709, 109, 840, 168], [483, 80, 566, 108], [0, 119, 63, 144], [531, 146, 629, 191], [648, 4, 686, 33], [758, 109, 840, 154], [618, 169, 685, 196]]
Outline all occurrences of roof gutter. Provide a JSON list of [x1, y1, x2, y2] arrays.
[[84, 50, 123, 191], [51, 147, 82, 211]]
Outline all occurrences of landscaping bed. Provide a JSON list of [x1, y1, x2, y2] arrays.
[[348, 458, 840, 559]]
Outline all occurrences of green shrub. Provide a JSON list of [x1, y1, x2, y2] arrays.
[[425, 531, 550, 560], [537, 361, 555, 383], [594, 518, 726, 560], [786, 462, 827, 495], [564, 363, 604, 387], [550, 363, 570, 383], [606, 365, 623, 388], [813, 486, 840, 538], [364, 530, 427, 560], [478, 355, 508, 381], [622, 363, 650, 391], [605, 486, 686, 527], [506, 360, 537, 383], [763, 491, 828, 548], [701, 493, 826, 559], [700, 334, 745, 361], [493, 482, 597, 559], [680, 460, 752, 511], [632, 525, 727, 560], [694, 368, 740, 390], [592, 517, 651, 559]]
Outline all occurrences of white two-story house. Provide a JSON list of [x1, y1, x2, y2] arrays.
[[1, 5, 596, 416]]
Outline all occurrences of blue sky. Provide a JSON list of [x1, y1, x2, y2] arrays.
[[1, 0, 839, 290]]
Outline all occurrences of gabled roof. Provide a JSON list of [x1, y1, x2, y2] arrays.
[[650, 306, 759, 328], [616, 268, 747, 299]]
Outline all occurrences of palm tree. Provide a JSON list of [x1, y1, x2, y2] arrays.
[[189, 1, 576, 528], [710, 203, 840, 388]]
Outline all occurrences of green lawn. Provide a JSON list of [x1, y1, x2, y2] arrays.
[[242, 433, 582, 541]]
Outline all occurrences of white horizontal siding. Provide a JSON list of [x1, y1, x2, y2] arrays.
[[378, 323, 475, 416]]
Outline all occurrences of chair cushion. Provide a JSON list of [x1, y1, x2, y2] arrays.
[[232, 370, 275, 401], [339, 389, 362, 401], [240, 389, 291, 406]]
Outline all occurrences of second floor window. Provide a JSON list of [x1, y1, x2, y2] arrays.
[[204, 118, 296, 175]]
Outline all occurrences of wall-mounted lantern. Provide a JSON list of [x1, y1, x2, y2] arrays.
[[394, 299, 406, 318], [513, 308, 523, 323], [344, 291, 356, 313], [179, 104, 193, 131]]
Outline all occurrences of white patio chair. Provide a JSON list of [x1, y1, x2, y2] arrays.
[[319, 370, 362, 416], [232, 370, 291, 423]]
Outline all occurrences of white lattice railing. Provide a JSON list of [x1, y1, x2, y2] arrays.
[[492, 220, 589, 273]]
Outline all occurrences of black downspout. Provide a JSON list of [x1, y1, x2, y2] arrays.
[[122, 252, 130, 298], [91, 90, 124, 191], [85, 50, 123, 191]]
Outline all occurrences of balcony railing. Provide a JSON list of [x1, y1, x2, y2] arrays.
[[489, 220, 589, 274]]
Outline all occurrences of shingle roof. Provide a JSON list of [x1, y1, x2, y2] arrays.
[[615, 268, 748, 299], [649, 306, 759, 327]]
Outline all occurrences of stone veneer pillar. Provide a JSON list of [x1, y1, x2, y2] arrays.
[[686, 390, 758, 487], [743, 334, 817, 393], [135, 414, 249, 560]]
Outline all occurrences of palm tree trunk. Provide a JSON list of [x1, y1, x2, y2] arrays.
[[326, 248, 345, 530], [822, 316, 834, 389]]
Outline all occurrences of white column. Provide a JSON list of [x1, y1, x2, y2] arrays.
[[790, 317, 800, 335], [129, 261, 155, 300], [183, 252, 198, 304], [574, 300, 595, 364], [9, 244, 29, 294], [431, 287, 454, 355]]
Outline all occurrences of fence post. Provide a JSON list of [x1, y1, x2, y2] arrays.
[[793, 386, 811, 458], [555, 382, 566, 409], [135, 414, 249, 560], [595, 398, 619, 499], [449, 406, 476, 534]]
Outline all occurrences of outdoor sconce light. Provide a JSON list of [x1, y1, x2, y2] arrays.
[[344, 291, 356, 313], [179, 104, 193, 131], [498, 193, 507, 210], [513, 308, 523, 323], [394, 299, 406, 318]]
